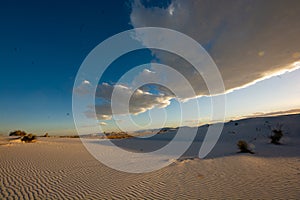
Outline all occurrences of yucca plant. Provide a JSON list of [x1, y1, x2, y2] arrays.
[[270, 124, 283, 145]]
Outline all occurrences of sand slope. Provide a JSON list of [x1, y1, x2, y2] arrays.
[[1, 138, 299, 199]]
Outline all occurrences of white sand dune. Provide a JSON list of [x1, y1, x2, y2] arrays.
[[1, 114, 300, 199]]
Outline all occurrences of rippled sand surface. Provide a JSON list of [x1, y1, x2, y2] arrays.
[[1, 137, 299, 199]]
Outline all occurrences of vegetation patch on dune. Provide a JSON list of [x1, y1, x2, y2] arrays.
[[104, 132, 133, 139], [9, 130, 37, 143]]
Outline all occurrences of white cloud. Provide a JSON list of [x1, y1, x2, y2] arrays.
[[130, 0, 300, 95], [99, 122, 107, 126], [240, 108, 300, 119], [85, 83, 174, 120], [84, 111, 112, 120], [98, 115, 112, 120], [83, 80, 91, 85], [133, 63, 206, 99], [74, 80, 92, 95]]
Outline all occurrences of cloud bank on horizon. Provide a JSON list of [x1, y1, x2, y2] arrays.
[[85, 0, 300, 121]]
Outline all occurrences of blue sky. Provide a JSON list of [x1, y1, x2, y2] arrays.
[[0, 1, 133, 134], [1, 0, 300, 135]]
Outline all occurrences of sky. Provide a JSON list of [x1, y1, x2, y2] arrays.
[[1, 0, 300, 135]]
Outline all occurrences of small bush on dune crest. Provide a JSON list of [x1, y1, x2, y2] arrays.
[[59, 135, 79, 138], [9, 130, 27, 136], [104, 132, 133, 139], [9, 130, 36, 143], [237, 140, 254, 154], [21, 134, 36, 143]]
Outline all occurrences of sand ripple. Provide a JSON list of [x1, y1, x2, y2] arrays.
[[0, 138, 299, 199]]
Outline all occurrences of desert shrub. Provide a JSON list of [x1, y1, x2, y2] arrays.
[[104, 132, 133, 139], [9, 130, 27, 136], [21, 134, 36, 143], [59, 135, 79, 138], [270, 125, 283, 145], [237, 140, 254, 154], [43, 133, 49, 137], [265, 123, 285, 145]]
